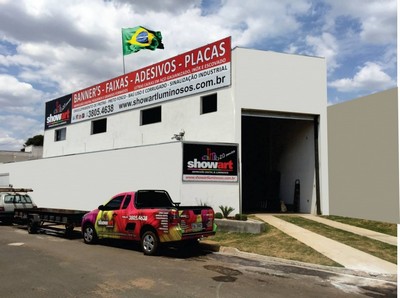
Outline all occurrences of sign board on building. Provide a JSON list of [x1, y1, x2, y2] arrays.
[[44, 94, 72, 129], [44, 37, 231, 129], [182, 142, 238, 182]]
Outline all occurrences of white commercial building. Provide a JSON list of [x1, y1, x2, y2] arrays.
[[0, 37, 329, 215]]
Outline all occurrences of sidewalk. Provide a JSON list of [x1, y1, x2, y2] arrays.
[[298, 214, 397, 246], [256, 214, 397, 275]]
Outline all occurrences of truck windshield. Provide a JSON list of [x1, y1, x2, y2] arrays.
[[135, 191, 173, 208], [4, 194, 32, 203]]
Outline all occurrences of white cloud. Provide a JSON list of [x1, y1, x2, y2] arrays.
[[357, 2, 396, 45], [0, 74, 43, 111], [0, 134, 24, 151], [215, 0, 311, 46], [0, 0, 316, 93], [114, 0, 199, 13], [0, 0, 396, 150], [305, 32, 339, 72], [329, 62, 396, 93], [324, 0, 397, 45], [0, 116, 43, 151], [0, 74, 33, 96]]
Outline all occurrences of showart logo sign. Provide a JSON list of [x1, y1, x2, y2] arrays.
[[44, 94, 72, 129], [183, 143, 238, 182]]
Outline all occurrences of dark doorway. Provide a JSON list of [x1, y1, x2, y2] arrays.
[[241, 114, 318, 213]]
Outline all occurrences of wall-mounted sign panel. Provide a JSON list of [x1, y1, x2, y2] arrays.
[[44, 37, 231, 129], [182, 142, 238, 182], [44, 94, 72, 129]]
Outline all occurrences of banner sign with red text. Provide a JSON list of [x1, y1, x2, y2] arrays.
[[182, 142, 238, 182], [65, 37, 231, 124]]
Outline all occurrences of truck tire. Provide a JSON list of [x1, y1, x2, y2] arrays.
[[141, 230, 159, 256], [83, 223, 97, 244], [65, 224, 75, 238], [27, 219, 37, 234]]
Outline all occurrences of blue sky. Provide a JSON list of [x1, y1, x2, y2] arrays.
[[0, 0, 397, 150]]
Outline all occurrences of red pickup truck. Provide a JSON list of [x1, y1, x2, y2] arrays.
[[81, 190, 216, 255]]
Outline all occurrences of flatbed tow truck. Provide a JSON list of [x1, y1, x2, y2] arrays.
[[14, 207, 89, 237]]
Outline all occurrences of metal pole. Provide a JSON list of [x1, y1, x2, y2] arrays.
[[122, 53, 126, 74], [121, 28, 126, 74]]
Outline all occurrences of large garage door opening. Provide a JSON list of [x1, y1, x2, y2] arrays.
[[241, 112, 320, 214]]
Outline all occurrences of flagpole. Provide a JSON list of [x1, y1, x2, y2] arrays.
[[122, 28, 126, 74], [123, 53, 126, 74], [121, 26, 164, 74]]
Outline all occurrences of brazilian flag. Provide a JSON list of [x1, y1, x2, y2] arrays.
[[122, 26, 164, 55]]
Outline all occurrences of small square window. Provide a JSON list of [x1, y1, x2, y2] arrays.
[[141, 106, 161, 125], [91, 118, 107, 134], [54, 128, 66, 141], [201, 93, 217, 114]]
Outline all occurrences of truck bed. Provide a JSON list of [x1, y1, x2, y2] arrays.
[[14, 208, 89, 236], [16, 207, 88, 216]]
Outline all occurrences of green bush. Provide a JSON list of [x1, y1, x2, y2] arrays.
[[219, 205, 235, 218], [235, 213, 248, 221], [215, 212, 223, 219]]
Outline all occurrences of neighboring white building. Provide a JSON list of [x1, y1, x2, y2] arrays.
[[0, 37, 329, 215]]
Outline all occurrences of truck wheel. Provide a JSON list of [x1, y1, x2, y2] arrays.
[[83, 224, 97, 244], [27, 219, 37, 234], [141, 230, 159, 256], [65, 224, 74, 238]]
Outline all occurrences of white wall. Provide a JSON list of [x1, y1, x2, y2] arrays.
[[232, 48, 329, 214], [0, 142, 239, 213], [181, 183, 240, 214], [232, 49, 326, 114], [43, 88, 236, 158], [0, 173, 9, 186], [278, 121, 316, 213]]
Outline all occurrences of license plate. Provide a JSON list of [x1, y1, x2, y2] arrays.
[[191, 222, 203, 231]]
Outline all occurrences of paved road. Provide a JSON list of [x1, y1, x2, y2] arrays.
[[0, 225, 396, 297]]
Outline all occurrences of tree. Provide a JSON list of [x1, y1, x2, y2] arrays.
[[21, 135, 44, 151]]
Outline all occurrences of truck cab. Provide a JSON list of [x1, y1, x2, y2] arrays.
[[0, 187, 36, 225]]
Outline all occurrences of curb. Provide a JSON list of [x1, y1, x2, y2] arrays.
[[200, 241, 397, 283], [214, 218, 266, 234]]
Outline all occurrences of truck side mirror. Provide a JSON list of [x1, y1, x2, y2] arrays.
[[98, 205, 105, 211]]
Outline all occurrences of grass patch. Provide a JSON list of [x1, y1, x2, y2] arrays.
[[322, 215, 397, 236], [277, 216, 397, 264], [208, 223, 342, 267]]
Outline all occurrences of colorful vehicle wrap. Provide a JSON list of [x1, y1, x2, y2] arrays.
[[81, 190, 216, 255]]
